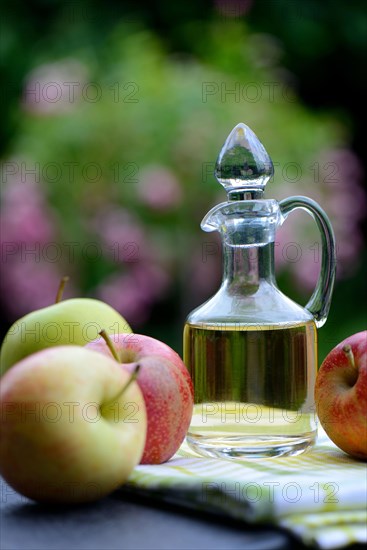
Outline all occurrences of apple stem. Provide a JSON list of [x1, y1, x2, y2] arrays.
[[55, 276, 70, 303], [103, 364, 141, 408], [99, 329, 120, 362], [119, 364, 141, 396], [343, 344, 356, 369]]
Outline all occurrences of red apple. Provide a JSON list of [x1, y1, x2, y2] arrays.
[[315, 330, 367, 460], [86, 333, 194, 464]]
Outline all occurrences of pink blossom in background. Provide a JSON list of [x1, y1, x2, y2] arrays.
[[90, 205, 176, 269], [96, 274, 147, 326], [0, 261, 63, 318], [0, 176, 71, 319], [95, 261, 171, 328], [96, 273, 151, 328], [275, 219, 324, 292], [1, 176, 55, 243], [273, 148, 366, 293], [136, 166, 183, 211], [320, 149, 366, 278], [187, 237, 222, 303], [131, 263, 171, 300], [320, 149, 364, 190], [91, 207, 148, 261], [23, 59, 89, 115]]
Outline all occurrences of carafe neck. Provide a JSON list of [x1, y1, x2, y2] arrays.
[[222, 242, 275, 293]]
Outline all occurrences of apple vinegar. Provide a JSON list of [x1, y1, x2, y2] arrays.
[[183, 321, 318, 458]]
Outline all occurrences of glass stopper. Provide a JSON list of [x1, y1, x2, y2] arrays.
[[215, 123, 274, 199]]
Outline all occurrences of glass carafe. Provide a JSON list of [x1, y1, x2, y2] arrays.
[[183, 123, 336, 459]]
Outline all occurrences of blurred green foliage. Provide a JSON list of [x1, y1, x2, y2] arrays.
[[1, 1, 366, 362]]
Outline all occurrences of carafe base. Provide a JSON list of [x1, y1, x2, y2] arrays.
[[186, 431, 317, 459]]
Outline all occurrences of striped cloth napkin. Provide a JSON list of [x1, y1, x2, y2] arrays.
[[125, 426, 367, 549]]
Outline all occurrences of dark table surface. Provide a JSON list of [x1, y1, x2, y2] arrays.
[[2, 477, 365, 550], [1, 477, 306, 550]]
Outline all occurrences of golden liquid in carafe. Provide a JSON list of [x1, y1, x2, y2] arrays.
[[183, 321, 318, 458]]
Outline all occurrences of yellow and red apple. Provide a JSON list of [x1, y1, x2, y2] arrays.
[[0, 346, 147, 503], [315, 330, 367, 460]]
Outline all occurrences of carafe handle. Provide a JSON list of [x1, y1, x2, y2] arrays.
[[279, 196, 336, 328]]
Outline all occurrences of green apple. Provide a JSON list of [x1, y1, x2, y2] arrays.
[[0, 278, 132, 376], [0, 346, 147, 503]]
